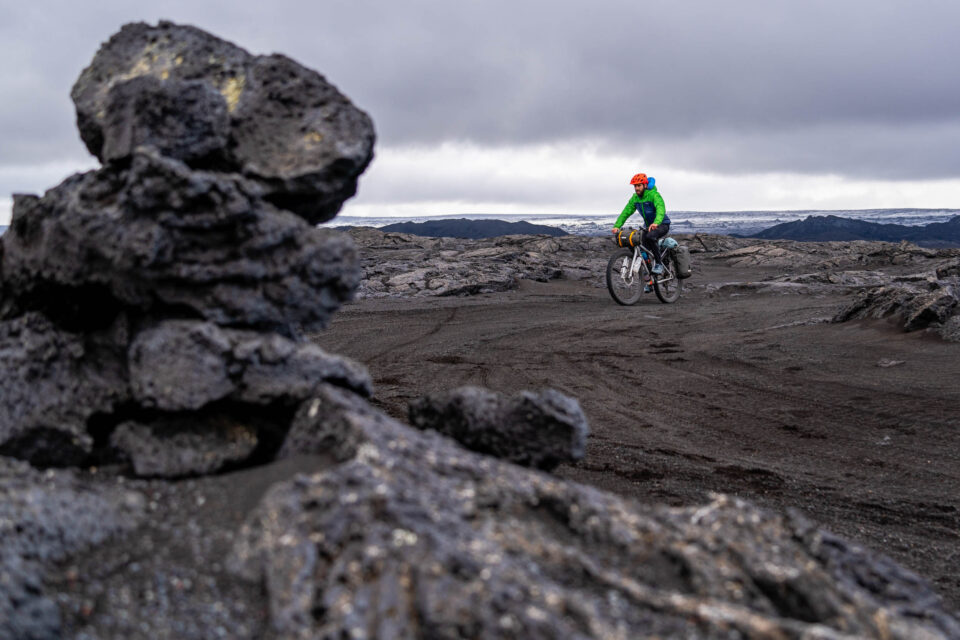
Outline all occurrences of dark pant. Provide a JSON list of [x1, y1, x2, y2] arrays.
[[643, 223, 670, 264]]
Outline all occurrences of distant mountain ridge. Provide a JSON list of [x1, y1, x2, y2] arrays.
[[750, 214, 960, 247], [379, 218, 568, 239]]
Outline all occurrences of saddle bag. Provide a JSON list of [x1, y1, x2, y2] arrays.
[[674, 245, 693, 279]]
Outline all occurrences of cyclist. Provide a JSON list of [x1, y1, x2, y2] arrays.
[[611, 173, 671, 291]]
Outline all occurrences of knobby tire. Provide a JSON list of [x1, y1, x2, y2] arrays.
[[654, 252, 682, 303], [606, 248, 643, 305]]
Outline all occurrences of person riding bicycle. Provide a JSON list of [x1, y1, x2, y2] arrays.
[[611, 173, 671, 291]]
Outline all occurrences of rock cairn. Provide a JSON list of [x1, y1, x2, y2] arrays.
[[0, 21, 958, 640], [0, 21, 375, 476]]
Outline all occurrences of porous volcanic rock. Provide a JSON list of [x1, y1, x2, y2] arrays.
[[99, 74, 230, 165], [110, 416, 260, 478], [0, 312, 127, 467], [408, 386, 588, 470], [2, 151, 359, 335], [0, 457, 145, 640], [128, 320, 372, 411], [0, 22, 372, 473], [232, 384, 960, 639], [71, 20, 374, 223]]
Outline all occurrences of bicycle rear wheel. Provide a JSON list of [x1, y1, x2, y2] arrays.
[[654, 252, 682, 303], [606, 248, 643, 305]]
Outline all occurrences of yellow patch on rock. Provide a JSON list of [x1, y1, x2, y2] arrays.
[[220, 75, 246, 113], [305, 131, 324, 144]]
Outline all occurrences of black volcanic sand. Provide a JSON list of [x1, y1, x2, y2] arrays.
[[315, 259, 960, 614]]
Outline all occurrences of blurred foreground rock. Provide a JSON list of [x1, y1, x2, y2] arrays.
[[408, 386, 588, 470], [0, 457, 145, 640], [231, 384, 960, 639]]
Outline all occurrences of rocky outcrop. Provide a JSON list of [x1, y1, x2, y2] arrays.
[[408, 386, 588, 470], [0, 22, 374, 475], [230, 384, 960, 639], [833, 276, 960, 340], [348, 229, 960, 300], [348, 227, 611, 297], [700, 236, 955, 270]]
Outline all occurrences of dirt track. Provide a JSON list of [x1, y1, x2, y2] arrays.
[[315, 260, 960, 613]]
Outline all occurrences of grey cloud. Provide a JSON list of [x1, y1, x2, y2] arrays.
[[626, 119, 960, 180], [2, 0, 959, 181]]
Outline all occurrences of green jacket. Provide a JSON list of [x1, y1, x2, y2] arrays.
[[614, 186, 668, 228]]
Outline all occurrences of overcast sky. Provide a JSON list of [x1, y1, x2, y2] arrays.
[[2, 0, 959, 224]]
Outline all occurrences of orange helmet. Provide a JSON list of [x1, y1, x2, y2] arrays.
[[629, 173, 648, 186]]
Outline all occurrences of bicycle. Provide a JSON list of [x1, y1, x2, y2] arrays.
[[606, 229, 682, 305]]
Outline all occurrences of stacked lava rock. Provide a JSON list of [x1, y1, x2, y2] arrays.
[[0, 21, 375, 476]]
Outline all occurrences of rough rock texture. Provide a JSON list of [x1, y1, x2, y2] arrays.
[[2, 152, 359, 335], [99, 74, 230, 165], [408, 386, 588, 470], [0, 22, 374, 473], [348, 228, 960, 301], [348, 227, 610, 297], [128, 320, 372, 410], [232, 384, 960, 639], [0, 313, 127, 467], [698, 236, 955, 270], [110, 417, 260, 478], [0, 457, 144, 640], [71, 20, 374, 223], [834, 279, 960, 340]]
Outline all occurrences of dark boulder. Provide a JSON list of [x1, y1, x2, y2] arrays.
[[71, 21, 375, 223], [408, 386, 588, 470]]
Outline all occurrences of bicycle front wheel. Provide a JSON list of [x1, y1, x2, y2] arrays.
[[654, 252, 682, 303], [606, 248, 643, 305]]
